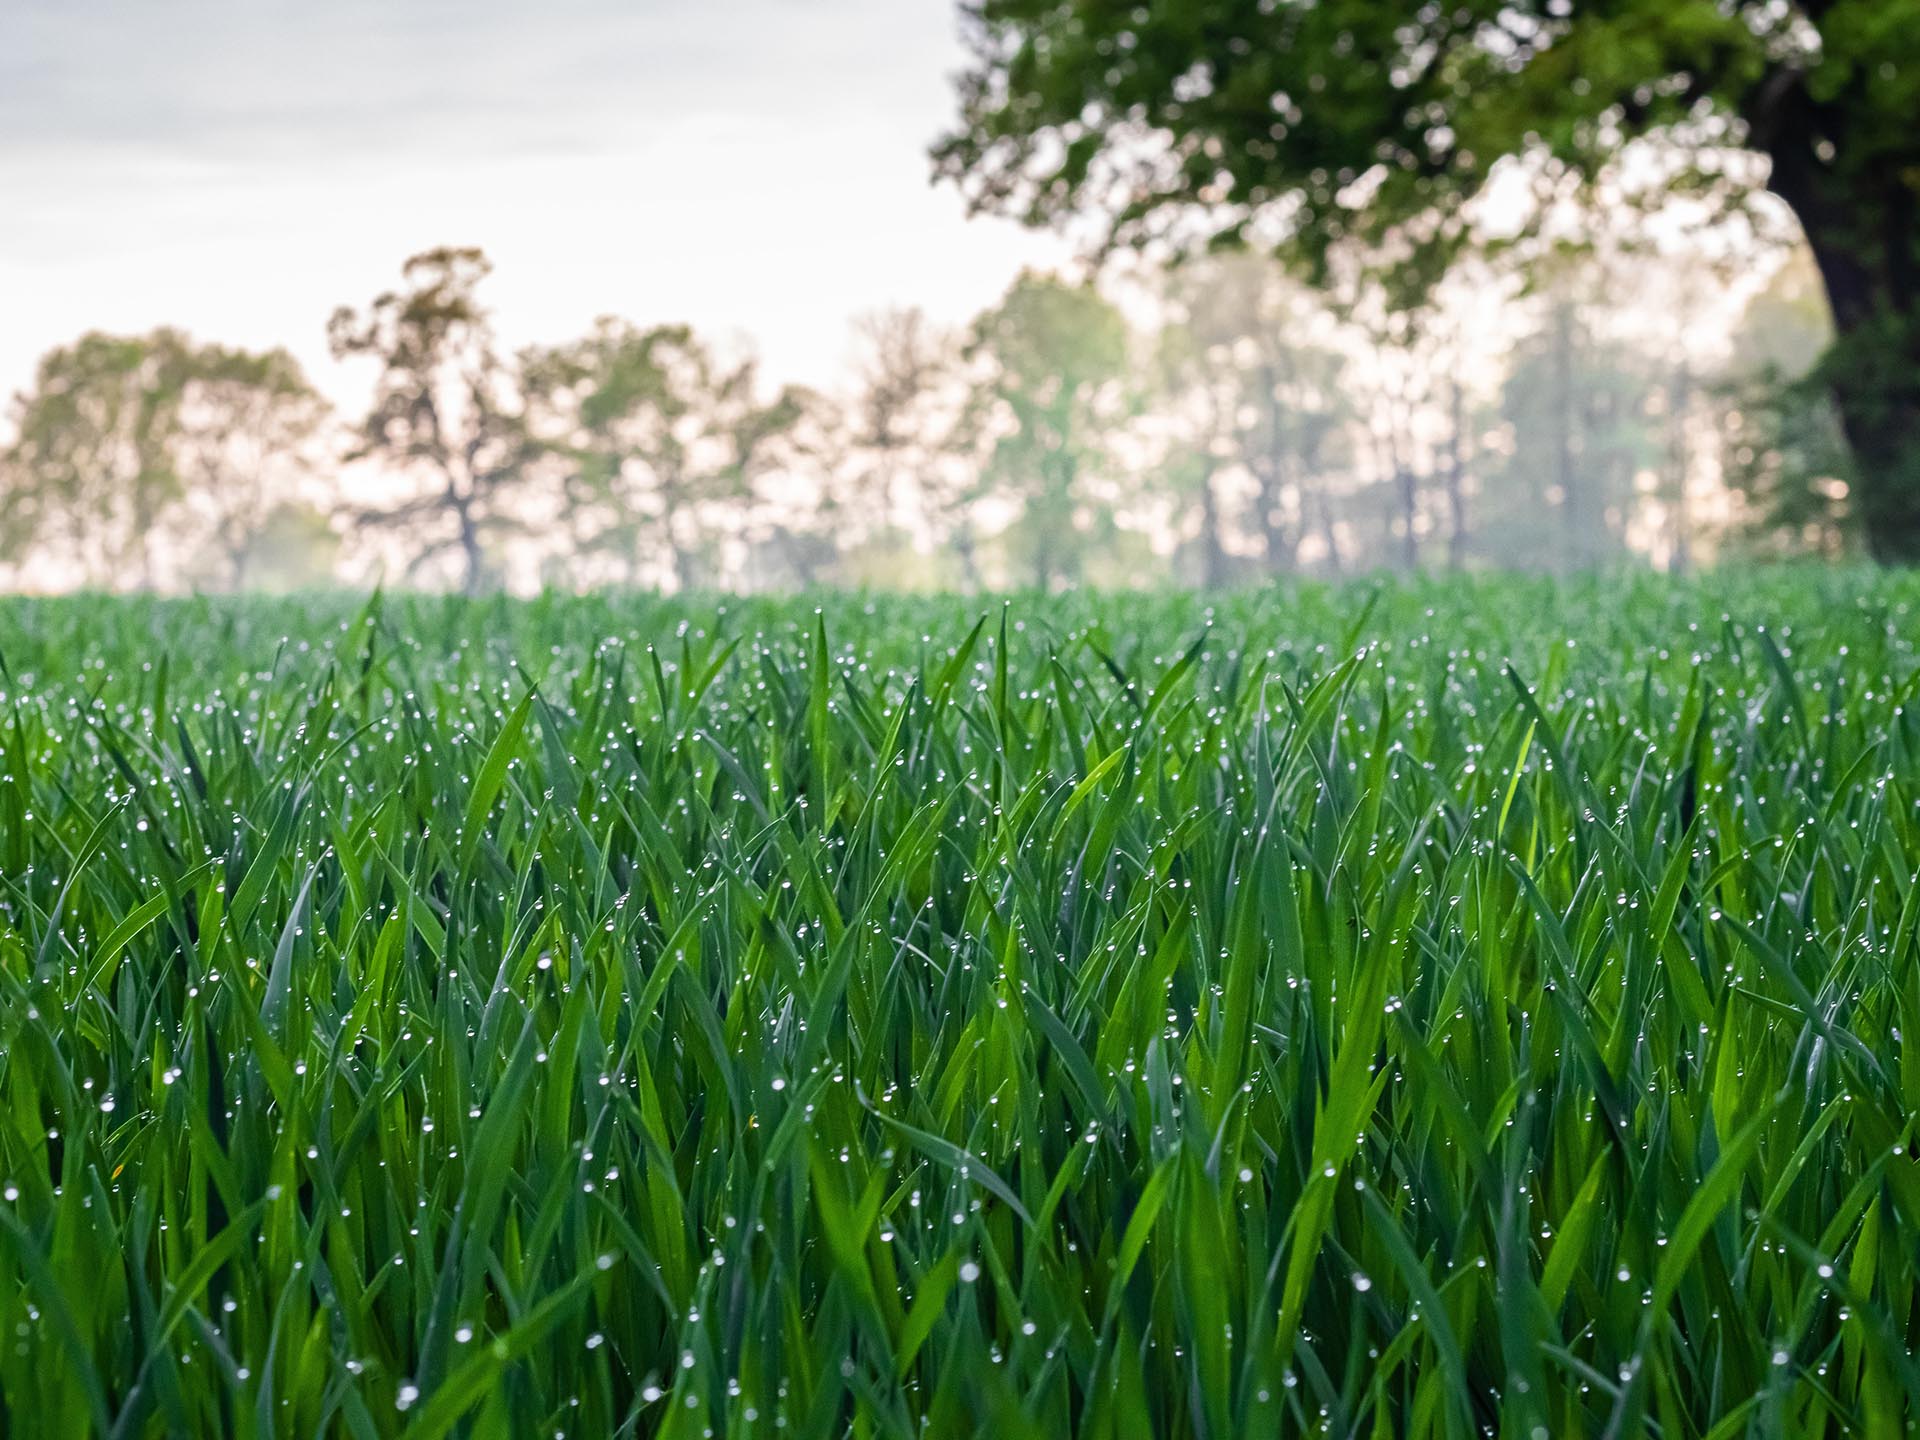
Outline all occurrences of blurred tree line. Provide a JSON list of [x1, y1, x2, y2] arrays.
[[0, 239, 1843, 594]]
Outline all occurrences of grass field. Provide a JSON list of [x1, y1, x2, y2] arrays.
[[3, 572, 1920, 1438]]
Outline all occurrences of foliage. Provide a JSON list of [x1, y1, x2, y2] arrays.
[[174, 346, 330, 589], [1482, 287, 1659, 568], [524, 320, 814, 590], [1718, 249, 1854, 554], [5, 573, 1920, 1435], [1, 332, 186, 586], [328, 248, 536, 595], [1719, 365, 1855, 558], [933, 0, 1909, 281], [0, 242, 1841, 592], [963, 272, 1133, 588], [1, 332, 322, 590], [1152, 254, 1350, 578], [844, 308, 954, 521]]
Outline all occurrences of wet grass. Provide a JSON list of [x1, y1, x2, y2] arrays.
[[2, 572, 1919, 1437]]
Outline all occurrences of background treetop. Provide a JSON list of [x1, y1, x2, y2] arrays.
[[936, 0, 1911, 274]]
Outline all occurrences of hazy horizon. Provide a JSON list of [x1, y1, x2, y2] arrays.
[[0, 0, 1853, 596]]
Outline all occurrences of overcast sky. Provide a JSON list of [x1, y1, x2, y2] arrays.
[[0, 0, 1068, 410]]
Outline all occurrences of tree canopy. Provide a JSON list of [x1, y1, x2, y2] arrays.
[[1, 331, 322, 589], [963, 272, 1133, 588], [328, 247, 536, 594], [935, 0, 1920, 557], [523, 319, 812, 589]]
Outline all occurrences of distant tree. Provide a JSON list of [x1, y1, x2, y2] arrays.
[[962, 272, 1130, 588], [1154, 254, 1349, 578], [1628, 262, 1713, 573], [2, 331, 190, 588], [1438, 365, 1474, 572], [523, 320, 681, 585], [3, 331, 326, 590], [1360, 329, 1431, 573], [936, 1, 1920, 560], [1347, 296, 1442, 573], [1483, 276, 1658, 569], [1418, 287, 1485, 573], [524, 319, 810, 590], [1147, 325, 1237, 588], [846, 308, 951, 523], [328, 247, 533, 595], [1335, 269, 1490, 576], [736, 389, 842, 591], [174, 345, 328, 589], [840, 307, 992, 584]]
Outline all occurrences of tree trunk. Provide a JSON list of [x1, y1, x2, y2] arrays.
[[669, 540, 697, 593], [1667, 360, 1692, 575], [662, 499, 699, 592], [1551, 302, 1581, 571], [1256, 464, 1291, 575], [1834, 380, 1920, 562], [1396, 467, 1418, 569], [1763, 116, 1920, 561], [1259, 381, 1293, 575], [129, 483, 159, 591], [1315, 490, 1345, 577], [1196, 462, 1227, 588], [1033, 452, 1073, 590], [1444, 378, 1469, 571], [451, 491, 485, 596]]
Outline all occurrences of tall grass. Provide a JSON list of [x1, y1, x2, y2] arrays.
[[2, 572, 1918, 1437]]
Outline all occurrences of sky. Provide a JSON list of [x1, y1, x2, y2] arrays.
[[0, 0, 1069, 413]]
